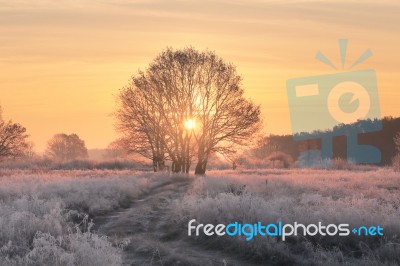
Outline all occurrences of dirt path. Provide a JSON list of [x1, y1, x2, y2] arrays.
[[93, 178, 256, 266]]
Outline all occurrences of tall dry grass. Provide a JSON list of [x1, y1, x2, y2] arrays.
[[0, 170, 167, 265], [171, 168, 400, 265]]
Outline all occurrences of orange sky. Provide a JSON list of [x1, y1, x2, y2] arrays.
[[1, 0, 399, 152]]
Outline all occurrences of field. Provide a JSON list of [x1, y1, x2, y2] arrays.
[[0, 168, 399, 265]]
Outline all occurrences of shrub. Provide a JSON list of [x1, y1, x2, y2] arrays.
[[267, 151, 294, 168], [332, 157, 355, 170], [225, 183, 247, 195], [392, 154, 400, 172]]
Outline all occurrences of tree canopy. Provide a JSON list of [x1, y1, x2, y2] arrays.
[[45, 133, 88, 162], [0, 106, 29, 160], [116, 47, 261, 174]]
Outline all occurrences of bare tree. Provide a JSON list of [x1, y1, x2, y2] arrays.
[[0, 106, 29, 160], [116, 86, 167, 172], [25, 141, 36, 160], [103, 139, 128, 159], [191, 56, 261, 174], [140, 48, 203, 173], [116, 47, 261, 174], [45, 133, 88, 162]]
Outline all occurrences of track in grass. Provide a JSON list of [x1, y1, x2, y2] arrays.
[[94, 177, 255, 266]]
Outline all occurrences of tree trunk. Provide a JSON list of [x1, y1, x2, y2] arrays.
[[152, 156, 165, 172], [195, 159, 207, 175], [153, 159, 158, 172], [184, 161, 190, 173], [172, 160, 183, 173]]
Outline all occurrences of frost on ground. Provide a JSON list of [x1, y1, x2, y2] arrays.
[[0, 170, 162, 265], [0, 168, 399, 265], [171, 169, 400, 265]]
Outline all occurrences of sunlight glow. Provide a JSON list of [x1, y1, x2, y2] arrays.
[[184, 119, 196, 130]]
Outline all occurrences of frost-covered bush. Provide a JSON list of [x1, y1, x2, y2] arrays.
[[296, 150, 332, 168], [3, 226, 124, 266], [267, 151, 294, 168], [0, 170, 163, 265]]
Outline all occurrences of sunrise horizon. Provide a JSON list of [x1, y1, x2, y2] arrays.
[[1, 0, 400, 152]]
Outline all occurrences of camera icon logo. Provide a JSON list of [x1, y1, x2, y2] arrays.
[[327, 80, 371, 124], [286, 39, 382, 166]]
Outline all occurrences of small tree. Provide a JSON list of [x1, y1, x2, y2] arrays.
[[392, 154, 400, 172], [267, 151, 294, 168], [103, 139, 127, 160], [0, 106, 29, 160], [45, 133, 88, 162], [25, 141, 36, 160]]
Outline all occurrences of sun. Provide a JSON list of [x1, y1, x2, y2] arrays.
[[184, 118, 196, 130]]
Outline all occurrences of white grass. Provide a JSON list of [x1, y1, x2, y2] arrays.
[[0, 170, 162, 265], [1, 168, 399, 265], [171, 168, 400, 265]]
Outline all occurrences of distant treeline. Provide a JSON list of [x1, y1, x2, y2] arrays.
[[0, 158, 151, 171], [255, 117, 400, 166]]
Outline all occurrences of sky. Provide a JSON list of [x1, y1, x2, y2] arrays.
[[1, 0, 399, 152]]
